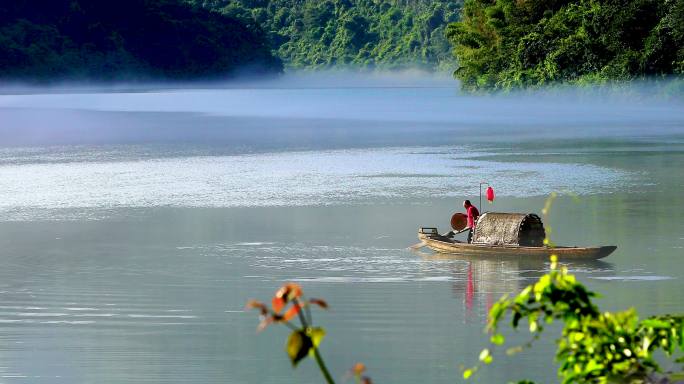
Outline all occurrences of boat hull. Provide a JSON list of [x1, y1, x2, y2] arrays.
[[417, 230, 616, 260]]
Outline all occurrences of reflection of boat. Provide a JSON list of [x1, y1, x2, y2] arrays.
[[412, 249, 615, 322], [418, 212, 617, 260], [417, 249, 615, 270]]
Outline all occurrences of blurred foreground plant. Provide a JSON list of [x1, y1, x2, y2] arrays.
[[349, 363, 373, 384], [247, 283, 372, 384], [463, 254, 684, 383]]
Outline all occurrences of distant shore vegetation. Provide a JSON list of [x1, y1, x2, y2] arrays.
[[1, 0, 682, 89], [446, 0, 684, 91], [0, 0, 282, 82], [188, 0, 462, 71]]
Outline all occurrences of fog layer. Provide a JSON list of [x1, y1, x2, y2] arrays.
[[0, 72, 681, 148]]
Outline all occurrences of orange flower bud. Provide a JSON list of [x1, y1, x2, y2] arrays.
[[283, 303, 302, 322], [272, 297, 285, 313], [351, 362, 366, 376], [275, 282, 303, 301]]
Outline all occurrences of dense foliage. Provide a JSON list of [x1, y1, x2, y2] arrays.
[[189, 0, 462, 71], [446, 0, 684, 90], [0, 0, 282, 81], [465, 255, 684, 383]]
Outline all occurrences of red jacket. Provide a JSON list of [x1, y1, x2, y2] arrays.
[[467, 206, 479, 228]]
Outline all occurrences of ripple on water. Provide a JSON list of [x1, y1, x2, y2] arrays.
[[0, 146, 636, 221], [0, 302, 200, 328], [591, 275, 674, 281]]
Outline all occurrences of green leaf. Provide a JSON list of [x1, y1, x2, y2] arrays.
[[489, 302, 506, 326], [528, 312, 539, 333], [491, 333, 505, 345], [516, 286, 532, 304], [306, 327, 326, 357], [641, 319, 670, 328], [286, 330, 312, 367], [479, 348, 491, 362], [584, 359, 604, 373], [529, 321, 538, 333]]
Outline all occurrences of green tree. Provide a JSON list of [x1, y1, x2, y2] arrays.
[[0, 0, 282, 81], [446, 0, 684, 91], [188, 0, 463, 71]]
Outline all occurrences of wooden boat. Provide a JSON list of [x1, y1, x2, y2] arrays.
[[417, 212, 617, 260]]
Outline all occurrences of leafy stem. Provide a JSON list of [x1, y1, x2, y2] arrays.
[[293, 298, 335, 384], [246, 284, 343, 384], [312, 344, 335, 384]]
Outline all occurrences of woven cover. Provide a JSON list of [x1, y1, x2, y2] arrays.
[[472, 212, 546, 246]]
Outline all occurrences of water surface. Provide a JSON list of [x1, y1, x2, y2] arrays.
[[0, 82, 682, 383]]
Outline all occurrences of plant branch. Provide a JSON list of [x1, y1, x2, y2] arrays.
[[293, 298, 336, 384]]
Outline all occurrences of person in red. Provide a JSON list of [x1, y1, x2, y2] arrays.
[[456, 200, 479, 243], [444, 200, 480, 242]]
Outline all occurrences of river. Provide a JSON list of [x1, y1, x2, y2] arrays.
[[0, 76, 682, 383]]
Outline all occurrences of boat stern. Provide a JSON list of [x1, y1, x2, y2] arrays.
[[418, 227, 439, 241]]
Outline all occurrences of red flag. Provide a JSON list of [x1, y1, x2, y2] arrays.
[[486, 186, 495, 203]]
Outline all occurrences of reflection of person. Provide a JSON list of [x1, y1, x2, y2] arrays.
[[454, 200, 479, 243]]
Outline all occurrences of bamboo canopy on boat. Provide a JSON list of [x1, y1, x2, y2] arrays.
[[472, 213, 546, 247]]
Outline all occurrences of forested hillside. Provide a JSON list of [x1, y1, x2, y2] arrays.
[[0, 0, 282, 81], [446, 0, 684, 91], [189, 0, 462, 71]]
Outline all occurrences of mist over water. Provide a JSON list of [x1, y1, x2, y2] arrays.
[[0, 72, 682, 148]]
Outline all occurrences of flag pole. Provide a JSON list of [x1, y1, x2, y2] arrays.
[[479, 182, 489, 212]]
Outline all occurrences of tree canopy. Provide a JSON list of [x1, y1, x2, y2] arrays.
[[446, 0, 684, 91], [0, 0, 282, 81], [189, 0, 462, 71]]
